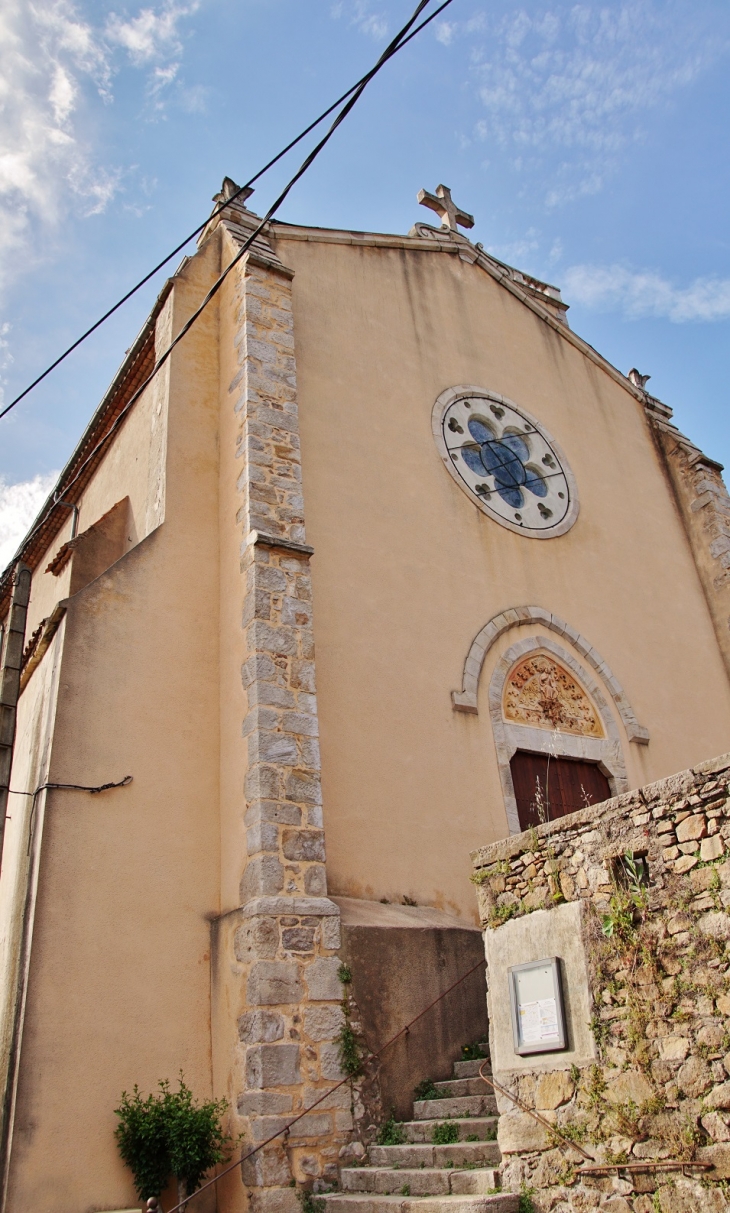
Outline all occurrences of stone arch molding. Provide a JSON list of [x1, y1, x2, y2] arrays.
[[451, 606, 650, 745]]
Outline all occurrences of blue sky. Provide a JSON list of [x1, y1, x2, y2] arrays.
[[1, 0, 729, 563]]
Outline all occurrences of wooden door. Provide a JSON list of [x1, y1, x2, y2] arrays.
[[509, 750, 611, 831]]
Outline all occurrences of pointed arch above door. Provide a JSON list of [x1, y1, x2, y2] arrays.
[[451, 605, 649, 745]]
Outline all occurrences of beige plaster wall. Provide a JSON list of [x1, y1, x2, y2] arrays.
[[484, 900, 595, 1078], [2, 239, 222, 1213], [21, 295, 170, 643], [216, 226, 251, 917], [272, 233, 730, 924], [0, 619, 65, 1134]]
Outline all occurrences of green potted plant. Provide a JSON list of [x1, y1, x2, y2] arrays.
[[115, 1075, 234, 1210]]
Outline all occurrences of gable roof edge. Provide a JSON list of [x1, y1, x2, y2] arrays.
[[270, 221, 645, 407], [0, 277, 175, 616]]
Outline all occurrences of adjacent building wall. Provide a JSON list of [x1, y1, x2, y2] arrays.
[[471, 752, 730, 1212], [0, 232, 222, 1213]]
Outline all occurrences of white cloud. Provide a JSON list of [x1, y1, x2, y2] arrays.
[[0, 0, 198, 297], [548, 238, 563, 265], [331, 1, 388, 40], [0, 472, 59, 570], [106, 1, 197, 65], [0, 0, 113, 294], [487, 228, 540, 265], [563, 264, 730, 323], [443, 2, 729, 204]]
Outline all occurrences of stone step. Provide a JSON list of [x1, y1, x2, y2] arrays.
[[432, 1079, 488, 1098], [400, 1118, 498, 1144], [341, 1168, 501, 1197], [370, 1142, 499, 1169], [452, 1060, 491, 1080], [321, 1193, 519, 1213], [413, 1096, 497, 1121]]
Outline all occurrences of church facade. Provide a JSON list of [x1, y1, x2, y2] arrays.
[[0, 179, 729, 1211]]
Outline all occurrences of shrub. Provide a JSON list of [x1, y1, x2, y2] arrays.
[[114, 1086, 170, 1199], [114, 1075, 233, 1201]]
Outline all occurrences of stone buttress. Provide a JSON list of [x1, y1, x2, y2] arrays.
[[644, 393, 730, 679], [210, 186, 349, 1213]]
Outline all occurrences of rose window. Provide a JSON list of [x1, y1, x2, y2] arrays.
[[432, 388, 578, 538]]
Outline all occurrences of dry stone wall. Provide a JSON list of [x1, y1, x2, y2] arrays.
[[471, 752, 730, 1213]]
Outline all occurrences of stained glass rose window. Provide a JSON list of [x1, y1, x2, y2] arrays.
[[432, 387, 578, 537], [460, 417, 548, 509]]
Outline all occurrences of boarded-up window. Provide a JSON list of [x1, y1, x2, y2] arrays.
[[510, 750, 611, 831]]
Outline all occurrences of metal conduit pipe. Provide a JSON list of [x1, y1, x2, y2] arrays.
[[55, 499, 79, 540]]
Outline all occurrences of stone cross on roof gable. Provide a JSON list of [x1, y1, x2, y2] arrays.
[[628, 368, 651, 390], [213, 177, 255, 208], [417, 184, 474, 232]]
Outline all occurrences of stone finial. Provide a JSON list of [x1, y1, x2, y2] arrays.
[[213, 176, 254, 208], [417, 184, 474, 232], [628, 368, 651, 390]]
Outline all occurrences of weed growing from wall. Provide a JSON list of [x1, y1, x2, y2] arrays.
[[414, 1079, 444, 1101], [377, 1111, 406, 1146], [432, 1121, 460, 1144], [518, 1184, 536, 1213], [337, 963, 364, 1078], [297, 1189, 325, 1213], [461, 1039, 488, 1060]]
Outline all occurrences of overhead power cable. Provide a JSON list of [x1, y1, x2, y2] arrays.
[[0, 0, 454, 423], [0, 0, 455, 579]]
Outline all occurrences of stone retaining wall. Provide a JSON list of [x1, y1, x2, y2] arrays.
[[471, 752, 730, 1212]]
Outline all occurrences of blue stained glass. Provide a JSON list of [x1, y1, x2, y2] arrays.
[[457, 413, 553, 513], [479, 442, 526, 488], [501, 432, 530, 463], [496, 483, 525, 508], [461, 445, 487, 476], [524, 467, 548, 498], [467, 417, 494, 444]]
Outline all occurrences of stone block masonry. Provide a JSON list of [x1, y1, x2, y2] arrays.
[[645, 394, 730, 681], [214, 196, 349, 1213], [471, 752, 730, 1212]]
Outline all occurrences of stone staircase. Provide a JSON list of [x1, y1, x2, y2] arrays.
[[322, 1058, 519, 1213]]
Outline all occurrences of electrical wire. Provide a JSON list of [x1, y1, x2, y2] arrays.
[[0, 0, 454, 584], [0, 0, 454, 423], [8, 776, 133, 797], [4, 775, 134, 855]]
